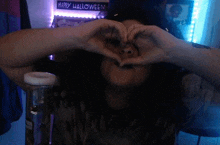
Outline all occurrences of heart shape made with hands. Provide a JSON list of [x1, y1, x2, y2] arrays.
[[85, 19, 180, 66], [84, 19, 177, 66], [104, 24, 175, 67]]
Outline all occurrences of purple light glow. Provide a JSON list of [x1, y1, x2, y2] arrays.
[[54, 11, 104, 19], [50, 15, 55, 27], [49, 55, 54, 60], [49, 0, 54, 27], [50, 10, 105, 27]]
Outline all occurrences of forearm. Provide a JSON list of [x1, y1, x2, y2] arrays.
[[0, 27, 82, 68], [169, 40, 220, 90]]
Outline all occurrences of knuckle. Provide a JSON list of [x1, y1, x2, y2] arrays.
[[99, 19, 107, 23], [98, 19, 110, 27], [151, 25, 159, 29], [116, 22, 126, 31], [136, 24, 143, 27], [151, 26, 160, 33]]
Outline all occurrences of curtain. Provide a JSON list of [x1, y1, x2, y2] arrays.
[[0, 0, 31, 135]]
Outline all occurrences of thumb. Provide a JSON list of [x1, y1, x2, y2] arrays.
[[120, 57, 144, 67], [82, 40, 122, 63], [101, 48, 122, 63]]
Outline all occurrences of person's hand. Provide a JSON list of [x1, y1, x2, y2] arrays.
[[75, 19, 128, 63], [120, 24, 184, 66]]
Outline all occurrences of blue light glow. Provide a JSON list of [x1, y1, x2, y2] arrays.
[[193, 11, 199, 15], [188, 0, 209, 43]]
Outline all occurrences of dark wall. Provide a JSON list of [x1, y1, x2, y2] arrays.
[[211, 20, 220, 48]]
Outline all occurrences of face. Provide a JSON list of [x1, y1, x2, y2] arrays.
[[171, 9, 181, 18], [100, 20, 151, 87]]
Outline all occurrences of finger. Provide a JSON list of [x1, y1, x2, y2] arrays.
[[101, 48, 122, 63], [128, 25, 158, 42], [120, 56, 145, 66], [128, 26, 147, 42], [134, 38, 156, 54], [81, 19, 128, 45], [108, 20, 128, 43], [104, 27, 121, 42], [96, 19, 127, 43], [127, 24, 144, 35], [81, 40, 122, 63], [127, 24, 145, 42]]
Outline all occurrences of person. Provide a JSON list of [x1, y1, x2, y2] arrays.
[[0, 0, 31, 135], [166, 4, 185, 25], [0, 0, 220, 144], [170, 4, 183, 19]]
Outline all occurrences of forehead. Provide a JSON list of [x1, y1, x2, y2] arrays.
[[122, 20, 142, 29]]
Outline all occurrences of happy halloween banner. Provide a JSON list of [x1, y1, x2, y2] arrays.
[[57, 1, 108, 11]]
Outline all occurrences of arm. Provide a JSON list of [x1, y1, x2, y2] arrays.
[[0, 19, 127, 91], [0, 27, 84, 91], [169, 40, 220, 90], [0, 27, 81, 67]]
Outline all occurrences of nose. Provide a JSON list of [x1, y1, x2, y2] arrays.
[[119, 46, 135, 60]]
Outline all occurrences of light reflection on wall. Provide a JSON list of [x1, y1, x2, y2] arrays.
[[188, 0, 209, 43], [49, 0, 54, 28], [49, 4, 105, 60], [54, 13, 104, 19]]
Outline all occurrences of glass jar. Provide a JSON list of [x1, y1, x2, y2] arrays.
[[24, 72, 58, 145]]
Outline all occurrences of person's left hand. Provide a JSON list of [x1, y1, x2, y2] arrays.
[[120, 24, 185, 66], [75, 19, 128, 64]]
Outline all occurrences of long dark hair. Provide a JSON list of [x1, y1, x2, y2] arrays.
[[105, 0, 187, 114], [104, 0, 189, 138]]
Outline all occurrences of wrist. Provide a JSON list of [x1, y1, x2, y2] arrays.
[[52, 27, 84, 50], [166, 39, 197, 65]]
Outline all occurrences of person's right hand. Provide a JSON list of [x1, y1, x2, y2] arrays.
[[120, 24, 186, 66], [75, 19, 128, 63]]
